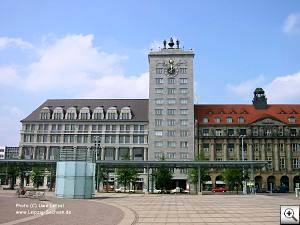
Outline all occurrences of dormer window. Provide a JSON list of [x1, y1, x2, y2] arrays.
[[79, 107, 90, 120], [214, 117, 221, 123], [120, 107, 132, 120], [40, 107, 50, 120], [66, 107, 77, 120], [92, 107, 104, 120], [238, 117, 245, 124], [288, 117, 296, 123], [203, 117, 208, 123], [52, 107, 64, 120], [226, 117, 233, 124], [106, 107, 118, 120]]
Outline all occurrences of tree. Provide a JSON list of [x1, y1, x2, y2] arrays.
[[96, 165, 109, 192], [188, 152, 209, 193], [116, 153, 139, 191], [222, 168, 243, 194], [31, 166, 45, 189], [153, 156, 173, 191]]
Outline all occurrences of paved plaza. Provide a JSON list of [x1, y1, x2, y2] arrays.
[[0, 190, 300, 225]]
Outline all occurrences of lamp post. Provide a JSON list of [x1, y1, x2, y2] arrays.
[[239, 134, 247, 194], [94, 136, 101, 192]]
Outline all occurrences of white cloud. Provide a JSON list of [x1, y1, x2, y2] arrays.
[[0, 34, 149, 98], [283, 13, 300, 34], [0, 37, 34, 50], [226, 75, 265, 100], [227, 71, 300, 103]]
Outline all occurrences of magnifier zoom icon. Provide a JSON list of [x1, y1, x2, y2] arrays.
[[284, 208, 298, 222]]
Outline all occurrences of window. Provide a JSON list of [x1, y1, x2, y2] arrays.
[[292, 143, 299, 152], [120, 107, 132, 120], [156, 68, 163, 74], [166, 152, 176, 159], [238, 117, 245, 124], [203, 143, 209, 152], [167, 141, 176, 147], [214, 117, 221, 123], [180, 98, 188, 105], [155, 78, 163, 84], [180, 152, 188, 159], [155, 141, 163, 147], [168, 78, 176, 84], [92, 107, 104, 120], [155, 109, 163, 115], [179, 78, 187, 84], [40, 107, 50, 120], [180, 68, 187, 74], [216, 129, 222, 136], [226, 117, 233, 123], [292, 158, 300, 168], [167, 130, 176, 136], [167, 109, 176, 115], [180, 109, 188, 115], [180, 88, 188, 94], [155, 119, 163, 126], [167, 88, 176, 94], [290, 129, 297, 136], [288, 117, 296, 123], [266, 129, 272, 136], [154, 152, 164, 160], [180, 130, 188, 137], [280, 157, 285, 169], [155, 88, 164, 94], [228, 129, 234, 136], [155, 130, 163, 136], [167, 98, 176, 105], [202, 129, 209, 136], [239, 129, 246, 135], [228, 143, 234, 152], [180, 141, 188, 148], [180, 119, 188, 126], [155, 99, 164, 105], [167, 119, 176, 126], [203, 117, 208, 123]]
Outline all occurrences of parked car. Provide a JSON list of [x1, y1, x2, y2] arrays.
[[115, 187, 135, 193], [170, 187, 189, 194], [153, 189, 162, 194], [273, 186, 288, 193], [211, 187, 227, 193]]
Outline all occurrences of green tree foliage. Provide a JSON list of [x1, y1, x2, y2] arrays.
[[96, 165, 110, 192], [188, 152, 210, 193], [153, 156, 173, 190], [116, 153, 139, 191], [31, 166, 45, 189], [222, 168, 243, 194]]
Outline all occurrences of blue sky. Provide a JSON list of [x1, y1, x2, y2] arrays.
[[0, 0, 300, 145]]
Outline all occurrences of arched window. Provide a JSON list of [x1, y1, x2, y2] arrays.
[[65, 107, 77, 120], [120, 107, 132, 120], [52, 107, 64, 120], [238, 117, 245, 124], [226, 117, 233, 123], [92, 107, 104, 120], [288, 117, 296, 123], [79, 107, 90, 120], [214, 117, 221, 123], [40, 107, 51, 120], [106, 107, 118, 120]]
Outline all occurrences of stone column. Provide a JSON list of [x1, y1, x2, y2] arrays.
[[144, 148, 148, 161], [236, 139, 240, 161], [46, 146, 50, 160], [209, 141, 215, 161], [286, 139, 292, 172], [222, 140, 227, 161], [19, 146, 23, 158], [261, 140, 266, 171], [130, 147, 133, 160], [249, 140, 253, 161], [115, 147, 119, 160], [33, 147, 36, 159], [289, 175, 294, 192], [274, 140, 279, 171], [101, 147, 105, 160], [198, 139, 203, 157]]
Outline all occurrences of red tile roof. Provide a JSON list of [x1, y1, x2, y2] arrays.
[[194, 104, 300, 125]]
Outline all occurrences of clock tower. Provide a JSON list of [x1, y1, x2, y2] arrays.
[[148, 38, 195, 164]]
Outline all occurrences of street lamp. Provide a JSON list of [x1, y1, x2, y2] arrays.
[[239, 134, 247, 194], [94, 136, 101, 161]]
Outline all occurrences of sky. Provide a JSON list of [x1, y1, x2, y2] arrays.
[[0, 0, 300, 145]]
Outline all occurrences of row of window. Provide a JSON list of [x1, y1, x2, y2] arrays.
[[154, 152, 188, 159], [24, 124, 146, 132], [155, 88, 188, 94], [154, 141, 189, 148], [155, 78, 188, 85], [203, 116, 297, 124], [155, 119, 189, 126], [40, 106, 132, 120], [155, 130, 189, 137], [156, 68, 187, 74], [155, 98, 189, 105], [23, 134, 147, 144], [155, 109, 189, 115]]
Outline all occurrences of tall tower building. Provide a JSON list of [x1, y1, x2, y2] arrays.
[[148, 38, 195, 162]]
